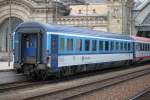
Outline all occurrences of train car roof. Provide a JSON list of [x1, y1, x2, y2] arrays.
[[15, 22, 133, 41], [131, 36, 150, 42]]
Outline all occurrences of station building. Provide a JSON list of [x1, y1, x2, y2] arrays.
[[1, 0, 150, 60], [57, 0, 133, 36], [0, 0, 69, 60], [132, 0, 150, 38]]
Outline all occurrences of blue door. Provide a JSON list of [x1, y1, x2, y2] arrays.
[[51, 35, 58, 72], [22, 34, 37, 63]]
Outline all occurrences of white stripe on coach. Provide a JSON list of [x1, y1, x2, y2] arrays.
[[47, 32, 133, 42]]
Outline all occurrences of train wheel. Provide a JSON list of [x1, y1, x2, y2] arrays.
[[23, 66, 30, 77], [15, 68, 23, 73], [40, 70, 48, 80], [30, 71, 37, 80]]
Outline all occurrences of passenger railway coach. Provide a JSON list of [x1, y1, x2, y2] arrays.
[[132, 36, 150, 62], [13, 22, 149, 79]]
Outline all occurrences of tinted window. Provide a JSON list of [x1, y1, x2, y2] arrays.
[[26, 37, 30, 48], [67, 38, 73, 51], [85, 40, 90, 51], [105, 41, 109, 51], [140, 43, 142, 51], [110, 41, 114, 51], [128, 43, 131, 51], [124, 43, 127, 51], [99, 41, 103, 51], [120, 42, 123, 51], [92, 40, 97, 51], [116, 42, 119, 50], [60, 38, 65, 51], [77, 39, 82, 51]]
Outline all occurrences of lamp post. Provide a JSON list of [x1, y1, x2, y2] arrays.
[[8, 0, 12, 66], [55, 0, 58, 24], [86, 3, 89, 27], [122, 0, 124, 35], [45, 0, 48, 23]]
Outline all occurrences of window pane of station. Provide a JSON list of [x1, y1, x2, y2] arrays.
[[67, 38, 73, 51], [105, 41, 109, 51], [85, 40, 90, 51], [92, 40, 97, 51], [99, 41, 103, 51], [77, 39, 82, 51], [60, 38, 64, 51]]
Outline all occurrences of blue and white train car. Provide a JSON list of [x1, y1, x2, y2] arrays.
[[13, 22, 134, 79]]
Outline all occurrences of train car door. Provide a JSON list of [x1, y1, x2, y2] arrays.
[[51, 35, 58, 72], [22, 34, 37, 63]]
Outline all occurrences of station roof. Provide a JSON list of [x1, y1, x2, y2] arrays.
[[15, 22, 133, 41]]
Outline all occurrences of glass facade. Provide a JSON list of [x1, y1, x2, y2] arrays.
[[0, 17, 23, 52]]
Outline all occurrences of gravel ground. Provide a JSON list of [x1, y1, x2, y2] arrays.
[[0, 65, 150, 100], [134, 90, 150, 100], [70, 74, 150, 100]]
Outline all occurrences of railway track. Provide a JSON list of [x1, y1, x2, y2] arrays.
[[25, 65, 150, 100], [0, 81, 43, 93], [130, 88, 150, 100], [0, 64, 149, 100]]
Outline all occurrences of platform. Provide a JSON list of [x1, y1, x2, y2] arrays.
[[0, 61, 13, 71]]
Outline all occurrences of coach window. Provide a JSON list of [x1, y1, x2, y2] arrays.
[[142, 43, 144, 51], [92, 40, 97, 51], [77, 39, 82, 51], [128, 43, 131, 51], [25, 35, 30, 48], [85, 40, 90, 51], [67, 38, 73, 51], [99, 40, 103, 51], [60, 38, 65, 52], [145, 44, 147, 51], [116, 42, 119, 51], [147, 44, 149, 51], [105, 41, 109, 51], [144, 43, 145, 51], [120, 42, 123, 51], [143, 43, 145, 51], [124, 43, 127, 51], [137, 43, 140, 51], [140, 43, 142, 51], [110, 41, 114, 51]]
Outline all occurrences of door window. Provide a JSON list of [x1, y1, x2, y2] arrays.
[[25, 35, 30, 48]]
